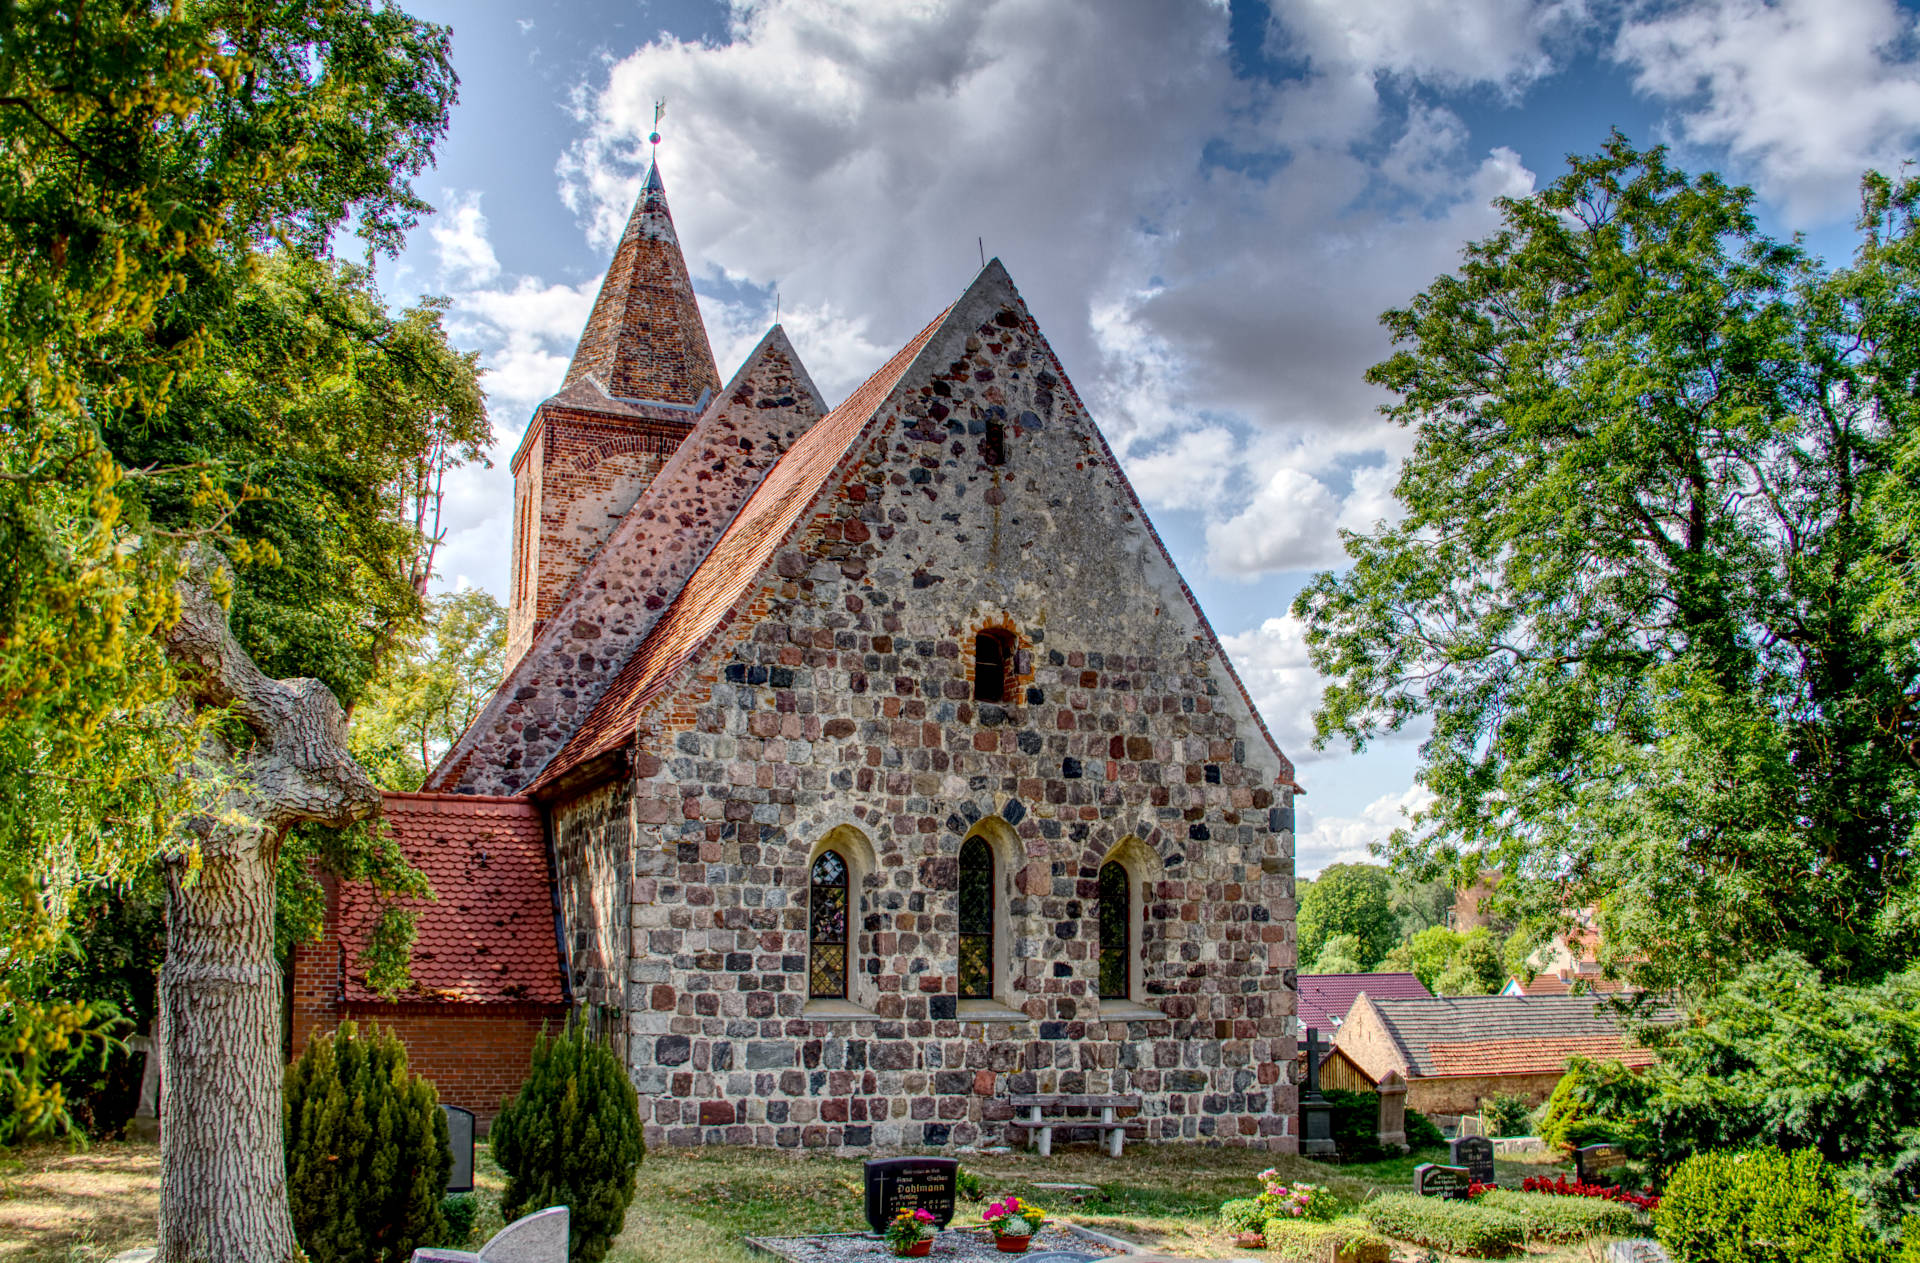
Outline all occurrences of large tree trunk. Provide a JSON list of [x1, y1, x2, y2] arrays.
[[157, 549, 380, 1263]]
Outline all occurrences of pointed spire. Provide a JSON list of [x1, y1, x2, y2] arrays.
[[561, 161, 722, 407]]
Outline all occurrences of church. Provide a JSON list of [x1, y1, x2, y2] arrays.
[[291, 158, 1304, 1153]]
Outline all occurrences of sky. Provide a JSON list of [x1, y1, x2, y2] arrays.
[[377, 0, 1920, 878]]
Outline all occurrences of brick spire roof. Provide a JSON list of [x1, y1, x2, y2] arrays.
[[562, 162, 722, 407]]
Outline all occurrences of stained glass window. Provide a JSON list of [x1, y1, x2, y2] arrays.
[[974, 632, 1007, 703], [809, 849, 849, 999], [959, 836, 995, 998], [1099, 860, 1130, 1000]]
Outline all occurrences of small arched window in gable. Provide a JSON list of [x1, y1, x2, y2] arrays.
[[958, 835, 995, 999], [1098, 860, 1131, 1000], [982, 417, 1007, 467], [809, 849, 850, 999], [973, 630, 1012, 703]]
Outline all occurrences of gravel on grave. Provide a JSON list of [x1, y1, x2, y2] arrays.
[[745, 1225, 1125, 1262]]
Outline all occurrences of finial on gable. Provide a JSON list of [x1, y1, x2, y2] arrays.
[[646, 99, 666, 189]]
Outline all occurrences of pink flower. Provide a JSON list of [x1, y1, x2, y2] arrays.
[[914, 1210, 934, 1222]]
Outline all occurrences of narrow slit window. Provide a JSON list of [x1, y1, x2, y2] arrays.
[[1098, 860, 1130, 1000], [809, 850, 850, 999], [974, 632, 1009, 703], [982, 417, 1007, 467], [958, 836, 995, 999]]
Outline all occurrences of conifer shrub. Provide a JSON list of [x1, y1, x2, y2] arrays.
[[490, 1015, 644, 1263], [1654, 1148, 1887, 1263], [284, 1021, 451, 1263]]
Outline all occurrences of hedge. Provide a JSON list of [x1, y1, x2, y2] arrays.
[[1477, 1189, 1637, 1242], [1360, 1193, 1527, 1258], [1655, 1148, 1887, 1263], [1264, 1217, 1393, 1262]]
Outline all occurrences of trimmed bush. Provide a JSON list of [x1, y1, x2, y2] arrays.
[[440, 1193, 479, 1249], [1476, 1189, 1636, 1242], [1360, 1193, 1527, 1258], [1320, 1087, 1443, 1159], [1654, 1148, 1887, 1263], [1537, 1055, 1653, 1156], [1483, 1093, 1532, 1138], [490, 1015, 644, 1263], [1404, 1105, 1444, 1150], [284, 1021, 452, 1263], [1220, 1197, 1266, 1234], [1264, 1216, 1392, 1262]]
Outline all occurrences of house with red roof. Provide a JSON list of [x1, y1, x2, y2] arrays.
[[292, 159, 1303, 1149], [1296, 972, 1431, 1036]]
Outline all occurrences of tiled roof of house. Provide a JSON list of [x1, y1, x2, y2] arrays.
[[1508, 974, 1632, 997], [532, 303, 950, 789], [335, 793, 565, 1005], [1297, 972, 1432, 1033], [1426, 1036, 1656, 1077], [1355, 994, 1670, 1079]]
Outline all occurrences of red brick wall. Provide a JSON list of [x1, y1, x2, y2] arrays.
[[290, 921, 566, 1127]]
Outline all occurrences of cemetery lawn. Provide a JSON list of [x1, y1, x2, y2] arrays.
[[0, 1139, 160, 1262]]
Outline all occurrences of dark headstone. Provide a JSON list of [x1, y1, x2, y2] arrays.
[[1575, 1143, 1628, 1186], [441, 1105, 475, 1193], [1413, 1163, 1473, 1200], [1450, 1135, 1495, 1185], [863, 1156, 958, 1234]]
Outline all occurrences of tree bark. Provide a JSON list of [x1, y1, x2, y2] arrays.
[[157, 548, 380, 1263]]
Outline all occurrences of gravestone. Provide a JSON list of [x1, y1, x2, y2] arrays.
[[1413, 1162, 1473, 1200], [412, 1206, 568, 1263], [128, 1031, 161, 1141], [1375, 1069, 1408, 1153], [1300, 1027, 1336, 1156], [443, 1105, 475, 1193], [1575, 1142, 1628, 1186], [1450, 1135, 1495, 1185], [863, 1156, 958, 1233]]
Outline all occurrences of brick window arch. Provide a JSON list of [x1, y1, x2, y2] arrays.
[[958, 835, 995, 998], [973, 629, 1013, 703], [809, 849, 850, 999]]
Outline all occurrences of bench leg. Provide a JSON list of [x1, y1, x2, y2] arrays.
[[1026, 1106, 1046, 1156], [1103, 1106, 1122, 1158]]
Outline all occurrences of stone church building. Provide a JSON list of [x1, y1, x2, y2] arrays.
[[292, 161, 1304, 1152]]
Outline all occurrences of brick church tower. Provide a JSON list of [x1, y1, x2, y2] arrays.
[[505, 163, 724, 665]]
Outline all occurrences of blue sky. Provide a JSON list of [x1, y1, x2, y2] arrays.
[[382, 0, 1920, 875]]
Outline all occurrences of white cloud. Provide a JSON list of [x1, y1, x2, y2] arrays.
[[1296, 783, 1436, 878], [1614, 0, 1920, 221], [430, 191, 501, 284], [1270, 0, 1585, 92], [1219, 613, 1326, 759]]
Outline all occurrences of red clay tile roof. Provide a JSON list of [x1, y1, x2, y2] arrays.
[[1510, 974, 1633, 997], [1350, 994, 1673, 1078], [335, 793, 565, 1005], [1425, 1035, 1655, 1077], [1298, 972, 1432, 1032], [533, 304, 951, 789]]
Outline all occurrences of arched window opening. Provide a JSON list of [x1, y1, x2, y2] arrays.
[[1098, 860, 1131, 1000], [809, 849, 850, 999], [958, 835, 995, 998], [982, 417, 1007, 467], [974, 631, 1011, 703]]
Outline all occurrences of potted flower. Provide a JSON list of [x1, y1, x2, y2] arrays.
[[981, 1196, 1046, 1253], [884, 1207, 937, 1257]]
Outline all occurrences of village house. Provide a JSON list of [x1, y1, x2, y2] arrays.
[[292, 160, 1304, 1152]]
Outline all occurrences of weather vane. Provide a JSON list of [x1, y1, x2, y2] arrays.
[[649, 99, 665, 155]]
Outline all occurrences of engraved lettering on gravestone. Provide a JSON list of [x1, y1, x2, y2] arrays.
[[1413, 1163, 1473, 1199], [863, 1156, 959, 1234], [1450, 1135, 1495, 1185], [1575, 1143, 1628, 1187], [442, 1104, 476, 1193]]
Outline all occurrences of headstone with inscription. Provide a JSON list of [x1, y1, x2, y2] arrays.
[[863, 1156, 958, 1234], [1450, 1135, 1495, 1185], [442, 1105, 475, 1193], [1575, 1142, 1628, 1187], [1413, 1163, 1473, 1200], [1375, 1069, 1408, 1152]]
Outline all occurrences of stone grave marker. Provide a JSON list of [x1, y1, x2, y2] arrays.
[[863, 1156, 958, 1234], [1413, 1162, 1473, 1200], [1375, 1069, 1408, 1152], [443, 1105, 475, 1193], [1450, 1135, 1495, 1185], [1575, 1142, 1628, 1186]]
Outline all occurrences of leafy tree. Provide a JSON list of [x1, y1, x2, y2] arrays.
[[1406, 927, 1461, 991], [1296, 135, 1920, 991], [1435, 929, 1506, 996], [1537, 1056, 1656, 1156], [350, 588, 507, 790], [1309, 933, 1367, 975], [1390, 873, 1455, 938], [1298, 864, 1398, 971]]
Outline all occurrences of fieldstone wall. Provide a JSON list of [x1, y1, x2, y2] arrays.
[[551, 271, 1300, 1153]]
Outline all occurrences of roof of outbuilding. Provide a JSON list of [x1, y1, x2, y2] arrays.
[[1347, 993, 1669, 1079], [334, 793, 565, 1005], [1297, 972, 1432, 1033]]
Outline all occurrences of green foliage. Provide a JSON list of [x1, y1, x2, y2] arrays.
[[1406, 927, 1460, 991], [1475, 1190, 1635, 1242], [349, 588, 507, 790], [40, 881, 165, 1137], [1655, 1148, 1889, 1263], [954, 1165, 983, 1200], [1317, 1088, 1442, 1161], [1482, 1094, 1532, 1139], [490, 1017, 645, 1263], [1220, 1197, 1266, 1234], [1299, 864, 1399, 972], [1538, 1057, 1655, 1156], [1310, 934, 1367, 975], [439, 1194, 479, 1250], [1263, 1217, 1392, 1262], [1361, 1193, 1527, 1257], [284, 1021, 452, 1263], [1295, 133, 1920, 992], [1405, 1107, 1445, 1151]]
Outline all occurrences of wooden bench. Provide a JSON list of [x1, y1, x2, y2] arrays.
[[1007, 1093, 1143, 1158]]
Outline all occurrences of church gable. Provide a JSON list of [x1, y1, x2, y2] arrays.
[[431, 326, 827, 795]]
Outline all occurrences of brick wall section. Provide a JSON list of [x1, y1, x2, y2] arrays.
[[548, 266, 1301, 1154], [452, 330, 827, 788]]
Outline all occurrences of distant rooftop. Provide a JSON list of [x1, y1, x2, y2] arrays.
[[1297, 971, 1432, 1034]]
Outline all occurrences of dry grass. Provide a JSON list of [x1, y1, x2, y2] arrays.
[[0, 1140, 160, 1262]]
